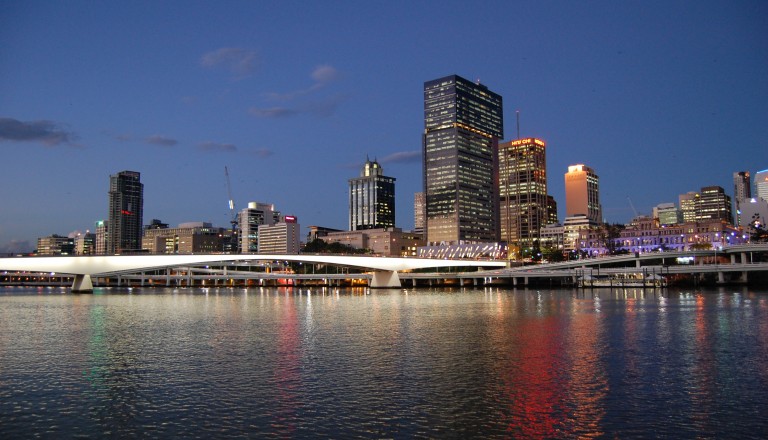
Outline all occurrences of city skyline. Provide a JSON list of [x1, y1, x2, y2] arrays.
[[1, 1, 766, 252]]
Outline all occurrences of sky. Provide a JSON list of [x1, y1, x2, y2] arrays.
[[1, 1, 766, 253]]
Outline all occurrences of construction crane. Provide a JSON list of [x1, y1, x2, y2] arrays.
[[627, 196, 639, 218], [224, 166, 239, 253]]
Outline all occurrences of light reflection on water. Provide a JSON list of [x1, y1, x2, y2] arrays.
[[1, 286, 767, 438]]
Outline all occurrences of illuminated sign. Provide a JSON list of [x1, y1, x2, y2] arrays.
[[121, 210, 133, 216], [284, 215, 297, 223]]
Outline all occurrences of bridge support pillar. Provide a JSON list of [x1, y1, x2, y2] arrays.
[[718, 271, 725, 284], [370, 270, 401, 288], [72, 274, 93, 293]]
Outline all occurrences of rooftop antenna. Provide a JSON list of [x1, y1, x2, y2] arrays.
[[516, 110, 520, 139]]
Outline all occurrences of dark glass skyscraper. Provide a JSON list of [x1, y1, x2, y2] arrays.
[[423, 74, 503, 244], [349, 158, 396, 230], [107, 170, 143, 254]]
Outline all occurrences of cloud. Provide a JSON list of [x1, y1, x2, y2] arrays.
[[249, 107, 299, 118], [266, 64, 341, 101], [199, 141, 237, 153], [0, 239, 32, 254], [380, 150, 421, 164], [250, 93, 349, 119], [250, 148, 274, 158], [145, 135, 178, 147], [0, 117, 76, 146], [200, 47, 258, 78]]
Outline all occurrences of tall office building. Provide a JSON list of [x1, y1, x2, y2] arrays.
[[107, 170, 143, 254], [696, 186, 732, 223], [498, 137, 548, 256], [653, 202, 681, 225], [423, 74, 503, 244], [348, 158, 396, 231], [564, 164, 601, 223], [413, 192, 425, 235], [679, 191, 698, 223], [733, 171, 751, 228], [756, 169, 768, 203], [239, 202, 281, 253]]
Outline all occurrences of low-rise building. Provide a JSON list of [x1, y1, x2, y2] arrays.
[[322, 228, 425, 257], [36, 235, 75, 256], [142, 222, 225, 254]]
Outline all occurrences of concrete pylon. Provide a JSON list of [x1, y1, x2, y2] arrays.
[[72, 274, 93, 293], [370, 270, 401, 288]]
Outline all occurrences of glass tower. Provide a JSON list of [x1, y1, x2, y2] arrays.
[[107, 170, 143, 254], [498, 138, 548, 258], [422, 74, 503, 244], [349, 158, 396, 230]]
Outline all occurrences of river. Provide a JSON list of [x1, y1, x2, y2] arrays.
[[1, 286, 767, 438]]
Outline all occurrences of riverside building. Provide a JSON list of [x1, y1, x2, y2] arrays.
[[239, 202, 281, 253], [498, 137, 548, 259], [422, 74, 503, 245], [142, 222, 225, 254], [107, 170, 144, 254], [258, 216, 300, 254], [564, 164, 601, 224], [348, 158, 395, 231]]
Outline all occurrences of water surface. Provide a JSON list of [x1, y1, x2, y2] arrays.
[[1, 286, 767, 438]]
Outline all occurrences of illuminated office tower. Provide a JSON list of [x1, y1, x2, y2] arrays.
[[239, 202, 281, 253], [696, 186, 732, 223], [413, 192, 425, 235], [107, 170, 143, 254], [348, 158, 396, 231], [733, 171, 751, 227], [564, 164, 601, 223], [679, 191, 698, 223], [756, 169, 768, 203], [423, 74, 503, 244], [498, 137, 548, 256]]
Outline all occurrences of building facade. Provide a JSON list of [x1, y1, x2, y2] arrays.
[[413, 192, 425, 235], [423, 74, 503, 245], [696, 186, 732, 224], [258, 216, 300, 254], [756, 169, 768, 203], [498, 137, 548, 259], [564, 164, 601, 224], [348, 158, 395, 231], [142, 222, 225, 254], [238, 202, 281, 253], [107, 170, 144, 254], [653, 202, 681, 226], [679, 191, 698, 223], [36, 235, 75, 256], [322, 228, 425, 257]]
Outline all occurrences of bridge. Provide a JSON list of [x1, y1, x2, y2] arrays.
[[0, 254, 507, 291]]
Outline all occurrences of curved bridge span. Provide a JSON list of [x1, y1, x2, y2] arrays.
[[0, 254, 506, 291]]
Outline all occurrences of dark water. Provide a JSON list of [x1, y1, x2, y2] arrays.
[[1, 286, 767, 439]]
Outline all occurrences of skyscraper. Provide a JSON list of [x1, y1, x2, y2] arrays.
[[696, 186, 732, 223], [679, 191, 698, 223], [564, 164, 601, 223], [413, 192, 425, 235], [756, 169, 768, 203], [733, 171, 751, 227], [423, 74, 503, 244], [348, 158, 396, 231], [107, 170, 143, 254], [498, 137, 548, 257], [239, 201, 281, 253]]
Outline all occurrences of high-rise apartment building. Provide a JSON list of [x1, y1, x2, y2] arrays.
[[423, 74, 503, 244], [498, 137, 548, 256], [348, 158, 395, 231], [413, 192, 425, 235], [239, 202, 281, 253], [107, 170, 143, 254], [564, 164, 601, 223], [756, 169, 768, 203]]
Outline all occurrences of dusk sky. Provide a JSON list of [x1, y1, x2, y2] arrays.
[[1, 1, 766, 253]]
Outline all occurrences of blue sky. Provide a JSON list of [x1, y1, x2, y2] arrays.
[[1, 1, 766, 253]]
